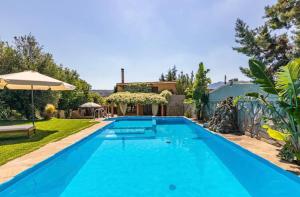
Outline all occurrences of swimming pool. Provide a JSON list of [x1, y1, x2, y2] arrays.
[[0, 117, 300, 196]]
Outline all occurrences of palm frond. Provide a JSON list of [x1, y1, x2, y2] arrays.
[[245, 92, 260, 98], [262, 125, 289, 142], [276, 58, 300, 103], [248, 59, 278, 94]]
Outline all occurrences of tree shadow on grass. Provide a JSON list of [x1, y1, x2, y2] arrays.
[[0, 129, 58, 146]]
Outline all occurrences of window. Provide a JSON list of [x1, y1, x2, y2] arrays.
[[151, 87, 158, 93]]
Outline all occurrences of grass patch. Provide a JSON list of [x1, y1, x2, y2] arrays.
[[0, 118, 97, 165]]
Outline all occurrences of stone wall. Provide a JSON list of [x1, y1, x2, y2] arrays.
[[207, 97, 238, 133], [166, 95, 185, 116]]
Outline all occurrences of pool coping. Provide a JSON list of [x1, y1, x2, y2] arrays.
[[0, 120, 113, 185]]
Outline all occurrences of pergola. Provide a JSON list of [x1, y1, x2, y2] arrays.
[[106, 92, 169, 116]]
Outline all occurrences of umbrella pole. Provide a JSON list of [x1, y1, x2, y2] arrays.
[[31, 85, 35, 127]]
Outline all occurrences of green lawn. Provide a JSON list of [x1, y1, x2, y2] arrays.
[[0, 118, 96, 165]]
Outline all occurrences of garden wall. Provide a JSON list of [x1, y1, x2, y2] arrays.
[[204, 100, 280, 144], [183, 103, 197, 119], [166, 95, 185, 116]]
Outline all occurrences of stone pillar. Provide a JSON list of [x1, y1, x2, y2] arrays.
[[111, 103, 114, 117], [139, 104, 144, 115], [161, 105, 164, 116]]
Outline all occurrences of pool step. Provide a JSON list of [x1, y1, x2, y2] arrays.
[[111, 126, 153, 130], [113, 128, 145, 134], [99, 135, 156, 140], [97, 128, 156, 140]]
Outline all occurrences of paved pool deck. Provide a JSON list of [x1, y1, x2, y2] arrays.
[[0, 121, 111, 184]]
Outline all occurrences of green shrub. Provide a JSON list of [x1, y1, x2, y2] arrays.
[[160, 90, 172, 100], [279, 143, 295, 162], [0, 101, 24, 120], [44, 104, 56, 119], [184, 110, 192, 118], [88, 92, 104, 104], [183, 98, 195, 104]]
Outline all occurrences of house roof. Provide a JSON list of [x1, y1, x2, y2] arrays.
[[208, 81, 275, 102], [208, 81, 225, 90], [209, 81, 252, 92]]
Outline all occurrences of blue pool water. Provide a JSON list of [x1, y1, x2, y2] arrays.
[[1, 117, 300, 196]]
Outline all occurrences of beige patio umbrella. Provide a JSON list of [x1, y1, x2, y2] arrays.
[[0, 71, 76, 126], [79, 102, 101, 108]]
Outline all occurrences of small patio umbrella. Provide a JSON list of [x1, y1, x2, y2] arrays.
[[0, 70, 75, 126], [79, 102, 101, 108]]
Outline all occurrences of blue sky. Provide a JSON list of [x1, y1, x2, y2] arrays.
[[0, 0, 275, 89]]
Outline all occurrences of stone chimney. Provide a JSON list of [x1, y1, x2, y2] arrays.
[[121, 68, 125, 83]]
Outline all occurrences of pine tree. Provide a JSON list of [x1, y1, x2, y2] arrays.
[[164, 65, 178, 81], [171, 65, 177, 80], [159, 65, 194, 96], [233, 0, 300, 78], [159, 73, 165, 81], [190, 71, 194, 84], [265, 0, 300, 56], [176, 71, 193, 95]]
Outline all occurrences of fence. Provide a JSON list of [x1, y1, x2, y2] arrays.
[[203, 100, 282, 142]]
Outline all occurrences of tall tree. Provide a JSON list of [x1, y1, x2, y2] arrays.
[[190, 71, 194, 84], [176, 71, 193, 95], [164, 65, 177, 81], [171, 65, 177, 80], [192, 62, 211, 120], [0, 35, 97, 119], [159, 65, 194, 95], [233, 0, 300, 78], [159, 73, 165, 81], [265, 0, 300, 56]]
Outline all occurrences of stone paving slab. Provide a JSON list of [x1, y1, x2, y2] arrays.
[[0, 121, 111, 184]]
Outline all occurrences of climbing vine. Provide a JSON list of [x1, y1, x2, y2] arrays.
[[106, 92, 167, 105]]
